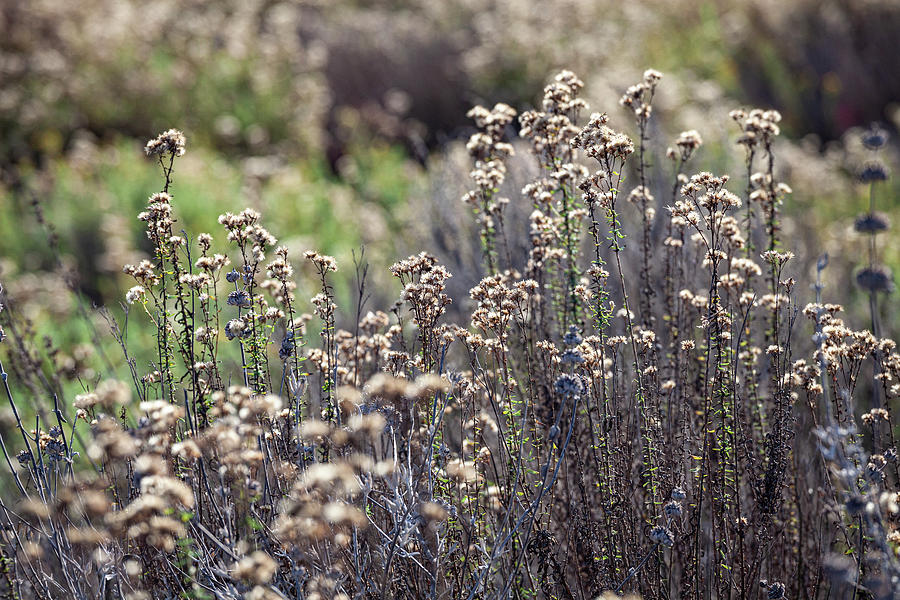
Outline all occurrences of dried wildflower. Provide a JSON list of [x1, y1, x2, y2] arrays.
[[856, 266, 894, 293], [194, 326, 213, 343], [446, 459, 481, 483], [123, 260, 160, 287], [541, 72, 587, 114], [466, 104, 517, 165], [227, 289, 252, 308], [140, 474, 194, 507], [650, 525, 674, 547], [859, 161, 889, 183], [391, 253, 452, 343], [16, 449, 32, 468], [194, 253, 228, 274], [663, 500, 683, 518], [171, 440, 201, 461], [862, 408, 890, 425], [408, 374, 450, 399], [96, 379, 131, 409], [761, 250, 794, 266], [620, 69, 661, 121], [667, 130, 703, 162], [467, 103, 517, 137], [554, 374, 584, 397], [233, 551, 278, 585], [560, 348, 584, 364], [144, 129, 186, 157], [866, 454, 887, 482], [196, 232, 213, 250], [300, 419, 332, 441], [278, 332, 295, 360], [572, 113, 634, 162], [518, 72, 586, 164], [73, 380, 129, 412], [364, 373, 411, 404], [862, 125, 888, 150], [125, 285, 146, 304], [19, 498, 52, 520], [267, 247, 294, 280], [305, 250, 338, 273], [88, 417, 138, 461], [73, 392, 100, 410], [765, 581, 786, 599], [139, 400, 185, 432], [420, 501, 450, 524], [225, 318, 248, 340]]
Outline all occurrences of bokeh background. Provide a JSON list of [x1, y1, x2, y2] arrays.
[[2, 0, 899, 381]]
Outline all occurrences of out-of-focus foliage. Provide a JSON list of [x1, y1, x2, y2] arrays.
[[0, 0, 328, 165], [4, 0, 898, 169]]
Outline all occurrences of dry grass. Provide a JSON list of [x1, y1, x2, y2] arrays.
[[0, 69, 898, 600]]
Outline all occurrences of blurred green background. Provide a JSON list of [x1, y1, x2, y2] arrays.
[[1, 0, 899, 401]]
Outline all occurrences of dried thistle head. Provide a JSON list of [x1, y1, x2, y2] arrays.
[[856, 266, 894, 293], [862, 124, 889, 151], [649, 525, 675, 547], [859, 161, 889, 183], [854, 211, 890, 234]]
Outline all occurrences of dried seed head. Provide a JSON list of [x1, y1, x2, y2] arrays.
[[304, 251, 338, 273], [856, 266, 894, 293], [862, 125, 889, 150], [664, 500, 683, 518], [227, 289, 252, 308], [144, 129, 186, 157], [364, 373, 411, 403], [232, 551, 278, 585], [225, 318, 249, 340], [766, 581, 786, 599], [125, 285, 146, 304], [859, 161, 889, 183], [420, 501, 449, 524], [554, 374, 584, 398], [650, 525, 675, 547], [563, 325, 583, 346], [96, 379, 131, 409]]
